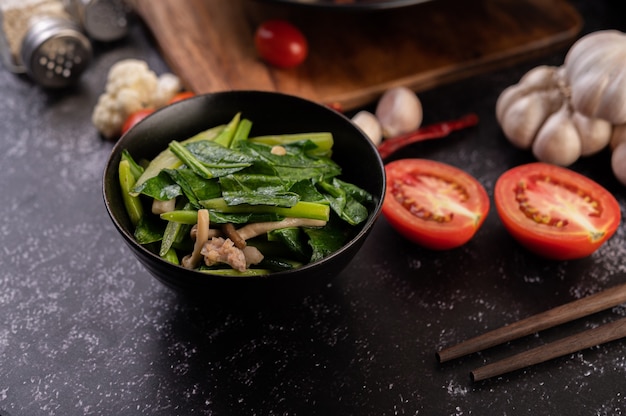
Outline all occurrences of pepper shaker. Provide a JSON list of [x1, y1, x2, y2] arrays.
[[0, 0, 92, 88], [63, 0, 131, 42]]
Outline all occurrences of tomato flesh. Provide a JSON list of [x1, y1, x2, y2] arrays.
[[382, 159, 490, 250], [494, 162, 621, 260], [254, 20, 308, 69]]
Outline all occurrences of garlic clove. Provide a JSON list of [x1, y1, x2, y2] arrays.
[[375, 86, 423, 138], [518, 65, 561, 88], [499, 90, 562, 149], [495, 85, 520, 125], [611, 142, 626, 186], [610, 124, 626, 151], [495, 66, 560, 124], [351, 110, 383, 146], [532, 104, 582, 166], [571, 112, 612, 156]]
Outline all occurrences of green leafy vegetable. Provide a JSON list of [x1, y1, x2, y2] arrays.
[[267, 227, 310, 261], [164, 168, 221, 208], [230, 117, 252, 149], [168, 138, 256, 179], [249, 132, 334, 157], [304, 220, 349, 262], [317, 178, 373, 226], [220, 173, 300, 207], [238, 140, 341, 182], [159, 201, 193, 257], [133, 217, 164, 245], [213, 112, 241, 147], [132, 123, 225, 194], [119, 113, 373, 273], [135, 170, 182, 201], [121, 149, 144, 179]]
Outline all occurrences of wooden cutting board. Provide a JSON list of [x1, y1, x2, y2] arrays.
[[132, 0, 582, 110]]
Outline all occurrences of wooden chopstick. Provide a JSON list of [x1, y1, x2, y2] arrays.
[[470, 317, 626, 381], [436, 281, 626, 363]]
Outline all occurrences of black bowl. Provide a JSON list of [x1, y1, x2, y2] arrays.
[[103, 91, 385, 299]]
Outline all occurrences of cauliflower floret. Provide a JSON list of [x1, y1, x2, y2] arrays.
[[153, 73, 183, 108], [92, 59, 157, 139], [91, 94, 126, 139], [105, 59, 158, 103], [91, 59, 182, 140]]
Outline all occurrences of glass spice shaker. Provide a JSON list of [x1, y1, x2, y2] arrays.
[[0, 0, 92, 88], [63, 0, 131, 42]]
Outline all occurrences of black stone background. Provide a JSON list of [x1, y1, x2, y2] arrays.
[[1, 1, 625, 415]]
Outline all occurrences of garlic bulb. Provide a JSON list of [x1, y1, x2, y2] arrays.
[[497, 29, 626, 185], [496, 65, 612, 166], [564, 30, 626, 124]]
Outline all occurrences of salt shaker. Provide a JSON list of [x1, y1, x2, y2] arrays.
[[0, 0, 92, 88], [63, 0, 131, 42]]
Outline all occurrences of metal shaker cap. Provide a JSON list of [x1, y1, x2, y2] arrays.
[[20, 17, 92, 88], [79, 0, 131, 42]]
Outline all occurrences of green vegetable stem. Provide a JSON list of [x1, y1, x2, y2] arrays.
[[118, 159, 143, 226], [199, 198, 331, 221]]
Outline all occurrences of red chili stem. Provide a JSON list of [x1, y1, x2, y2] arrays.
[[377, 113, 479, 160]]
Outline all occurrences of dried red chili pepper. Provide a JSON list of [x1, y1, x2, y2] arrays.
[[377, 113, 479, 160]]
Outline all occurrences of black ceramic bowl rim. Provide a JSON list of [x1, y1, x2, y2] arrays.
[[260, 0, 433, 11], [102, 90, 385, 294]]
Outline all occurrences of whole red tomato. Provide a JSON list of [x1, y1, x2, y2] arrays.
[[168, 91, 195, 104], [121, 108, 155, 136], [382, 159, 490, 250], [254, 20, 308, 69]]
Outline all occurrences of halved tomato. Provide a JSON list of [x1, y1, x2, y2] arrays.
[[494, 162, 621, 260], [382, 159, 490, 250]]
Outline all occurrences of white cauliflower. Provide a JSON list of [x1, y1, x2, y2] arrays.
[[92, 59, 182, 140], [153, 73, 183, 108]]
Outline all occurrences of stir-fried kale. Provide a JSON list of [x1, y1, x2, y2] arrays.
[[119, 113, 373, 273]]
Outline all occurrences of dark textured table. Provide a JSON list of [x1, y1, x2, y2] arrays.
[[2, 1, 626, 415]]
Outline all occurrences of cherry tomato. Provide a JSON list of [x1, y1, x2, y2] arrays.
[[254, 20, 308, 69], [494, 162, 621, 260], [168, 91, 195, 104], [326, 102, 343, 113], [382, 159, 490, 250], [121, 108, 155, 136]]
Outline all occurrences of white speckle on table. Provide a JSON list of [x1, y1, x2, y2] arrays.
[[445, 380, 469, 397]]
